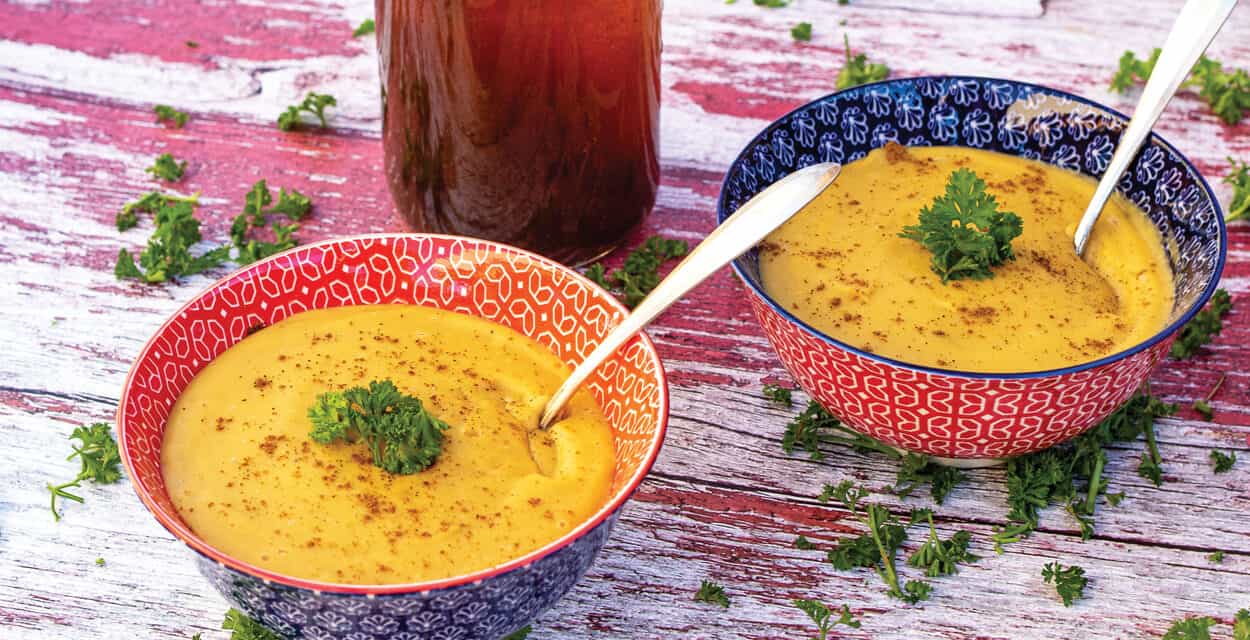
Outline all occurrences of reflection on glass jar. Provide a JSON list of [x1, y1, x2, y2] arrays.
[[376, 0, 661, 265]]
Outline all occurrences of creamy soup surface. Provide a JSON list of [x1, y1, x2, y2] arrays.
[[759, 144, 1174, 373], [163, 305, 615, 585]]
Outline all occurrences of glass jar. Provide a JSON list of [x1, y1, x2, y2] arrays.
[[376, 0, 661, 265]]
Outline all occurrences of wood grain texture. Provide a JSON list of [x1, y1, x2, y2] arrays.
[[1, 0, 1248, 639]]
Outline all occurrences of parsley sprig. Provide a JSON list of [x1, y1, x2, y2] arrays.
[[222, 609, 282, 640], [693, 580, 730, 608], [1111, 49, 1250, 124], [115, 198, 231, 283], [791, 22, 812, 42], [836, 34, 889, 90], [352, 18, 375, 37], [115, 190, 200, 231], [906, 510, 977, 578], [586, 236, 689, 308], [1172, 289, 1232, 359], [794, 600, 860, 639], [783, 399, 965, 504], [1163, 616, 1216, 640], [501, 626, 533, 640], [762, 383, 794, 407], [230, 180, 311, 265], [1041, 561, 1087, 607], [47, 423, 122, 521], [1226, 159, 1250, 223], [900, 168, 1023, 283], [1210, 449, 1236, 473], [309, 380, 450, 475], [278, 92, 337, 131], [822, 481, 930, 603], [145, 153, 186, 183], [153, 104, 189, 128]]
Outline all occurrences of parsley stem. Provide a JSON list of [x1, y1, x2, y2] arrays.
[[1204, 373, 1226, 402], [867, 506, 902, 597], [1143, 420, 1161, 468], [1082, 453, 1105, 516], [818, 431, 903, 459]]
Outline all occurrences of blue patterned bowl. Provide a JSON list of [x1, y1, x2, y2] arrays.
[[118, 234, 669, 639], [718, 77, 1226, 460]]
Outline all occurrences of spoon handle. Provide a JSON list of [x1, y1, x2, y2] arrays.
[[1073, 0, 1237, 256], [538, 162, 841, 429]]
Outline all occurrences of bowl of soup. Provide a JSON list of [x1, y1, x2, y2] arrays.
[[719, 76, 1225, 463], [117, 234, 669, 639]]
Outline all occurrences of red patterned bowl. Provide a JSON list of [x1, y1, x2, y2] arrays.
[[116, 234, 668, 639], [719, 77, 1226, 462]]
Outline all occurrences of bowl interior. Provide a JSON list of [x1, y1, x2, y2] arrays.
[[117, 234, 668, 591], [719, 76, 1225, 376]]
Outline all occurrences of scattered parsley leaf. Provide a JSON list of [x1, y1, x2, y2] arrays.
[[95, 557, 106, 566], [906, 511, 978, 578], [754, 0, 790, 6], [1210, 449, 1236, 473], [1235, 609, 1249, 640], [222, 608, 283, 640], [230, 180, 311, 266], [1161, 616, 1216, 640], [782, 400, 900, 460], [1112, 49, 1250, 125], [154, 104, 189, 128], [1206, 550, 1224, 564], [47, 423, 121, 521], [894, 452, 965, 505], [1105, 491, 1125, 507], [501, 625, 532, 640], [1193, 399, 1214, 421], [145, 153, 187, 183], [793, 600, 860, 640], [309, 379, 449, 475], [352, 18, 375, 37], [1172, 289, 1232, 359], [116, 190, 200, 231], [794, 534, 816, 550], [822, 481, 920, 602], [836, 34, 889, 90], [1041, 561, 1087, 607], [901, 579, 932, 604], [115, 199, 230, 283], [791, 22, 812, 42], [584, 237, 688, 308], [694, 580, 730, 608], [900, 168, 1023, 282], [1227, 158, 1250, 222], [192, 634, 202, 640], [762, 383, 794, 407], [277, 92, 337, 131]]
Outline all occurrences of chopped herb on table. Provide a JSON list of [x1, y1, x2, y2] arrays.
[[899, 168, 1023, 283], [822, 480, 929, 603], [836, 34, 889, 90], [1172, 289, 1232, 359], [1235, 609, 1250, 640], [95, 557, 106, 567], [231, 180, 311, 265], [1210, 450, 1236, 473], [115, 198, 230, 283], [762, 383, 793, 407], [794, 534, 816, 550], [694, 579, 730, 608], [47, 423, 122, 521], [145, 153, 186, 182], [1225, 158, 1250, 222], [1112, 49, 1250, 124], [352, 18, 375, 37], [223, 608, 283, 640], [782, 399, 965, 504], [793, 600, 860, 639], [791, 21, 812, 42], [1161, 616, 1216, 640], [501, 625, 533, 640], [277, 92, 337, 131], [906, 511, 978, 578], [1193, 399, 1214, 421], [154, 104, 189, 128], [115, 190, 199, 231], [1206, 550, 1224, 564], [584, 236, 688, 309], [309, 380, 449, 475], [1041, 561, 1087, 607]]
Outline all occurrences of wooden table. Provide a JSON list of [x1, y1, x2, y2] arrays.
[[2, 1, 1247, 638]]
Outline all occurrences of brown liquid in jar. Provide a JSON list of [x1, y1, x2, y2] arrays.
[[376, 0, 661, 265]]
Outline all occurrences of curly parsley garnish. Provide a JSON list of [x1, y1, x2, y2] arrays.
[[47, 423, 122, 521], [793, 600, 860, 639], [116, 190, 199, 231], [791, 22, 812, 42], [1041, 561, 1087, 607], [277, 92, 337, 131], [153, 104, 189, 128], [836, 34, 888, 90], [900, 168, 1023, 283], [585, 236, 688, 308], [230, 180, 311, 265], [115, 198, 230, 283], [1112, 49, 1250, 124], [222, 608, 282, 640], [146, 153, 187, 183], [1172, 289, 1232, 359], [352, 18, 375, 37], [693, 580, 730, 608], [309, 380, 449, 475]]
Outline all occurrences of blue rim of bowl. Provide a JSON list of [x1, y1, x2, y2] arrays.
[[718, 75, 1228, 380]]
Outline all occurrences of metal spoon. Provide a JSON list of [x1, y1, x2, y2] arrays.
[[1073, 0, 1237, 256], [536, 162, 842, 430]]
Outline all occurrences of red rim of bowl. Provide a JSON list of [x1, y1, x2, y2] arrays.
[[116, 232, 671, 596]]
